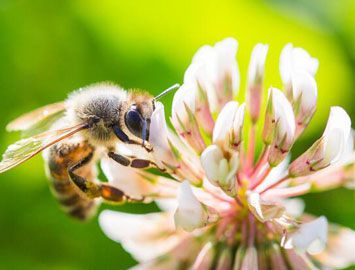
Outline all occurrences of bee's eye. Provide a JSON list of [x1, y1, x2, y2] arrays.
[[125, 110, 143, 137]]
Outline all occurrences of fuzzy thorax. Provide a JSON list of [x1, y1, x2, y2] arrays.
[[66, 83, 128, 144]]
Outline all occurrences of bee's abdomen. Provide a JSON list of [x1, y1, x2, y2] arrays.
[[50, 178, 98, 220], [44, 139, 99, 221]]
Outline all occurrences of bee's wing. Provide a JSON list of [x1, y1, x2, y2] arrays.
[[0, 123, 88, 173], [21, 110, 67, 138], [6, 102, 66, 132]]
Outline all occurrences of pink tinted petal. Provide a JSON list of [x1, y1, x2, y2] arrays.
[[195, 180, 234, 212]]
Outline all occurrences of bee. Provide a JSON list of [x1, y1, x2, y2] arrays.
[[0, 82, 179, 220]]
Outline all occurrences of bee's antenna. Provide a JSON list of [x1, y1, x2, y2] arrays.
[[154, 83, 180, 100]]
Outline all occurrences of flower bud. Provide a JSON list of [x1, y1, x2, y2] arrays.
[[262, 90, 275, 145], [200, 145, 239, 195], [185, 38, 240, 113], [171, 84, 206, 153], [183, 62, 215, 134], [279, 43, 318, 97], [213, 101, 245, 152], [262, 88, 296, 166], [172, 84, 196, 125], [213, 38, 240, 111], [284, 216, 328, 255], [247, 43, 268, 123], [174, 181, 208, 232], [291, 71, 318, 137], [289, 107, 351, 177]]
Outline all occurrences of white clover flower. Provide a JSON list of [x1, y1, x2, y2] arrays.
[[99, 38, 355, 269]]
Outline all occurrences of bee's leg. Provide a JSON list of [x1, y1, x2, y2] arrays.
[[108, 151, 162, 170], [68, 153, 143, 203], [113, 125, 153, 153]]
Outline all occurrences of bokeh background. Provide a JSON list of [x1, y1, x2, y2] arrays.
[[0, 0, 354, 269]]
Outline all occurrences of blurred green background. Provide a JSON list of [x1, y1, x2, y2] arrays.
[[0, 0, 354, 269]]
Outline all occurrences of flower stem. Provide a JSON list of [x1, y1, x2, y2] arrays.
[[250, 145, 270, 177], [249, 165, 272, 190]]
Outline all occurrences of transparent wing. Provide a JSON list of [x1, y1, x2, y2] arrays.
[[6, 102, 66, 132], [0, 123, 88, 173], [21, 110, 67, 137]]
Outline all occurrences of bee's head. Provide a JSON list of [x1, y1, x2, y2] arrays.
[[116, 85, 179, 144], [124, 93, 155, 142]]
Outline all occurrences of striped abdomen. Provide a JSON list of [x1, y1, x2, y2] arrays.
[[44, 137, 99, 220]]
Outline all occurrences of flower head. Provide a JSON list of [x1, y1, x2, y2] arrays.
[[99, 38, 354, 269]]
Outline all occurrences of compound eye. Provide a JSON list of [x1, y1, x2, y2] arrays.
[[125, 110, 143, 137]]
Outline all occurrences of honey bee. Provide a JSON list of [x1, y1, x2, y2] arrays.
[[0, 82, 178, 220]]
